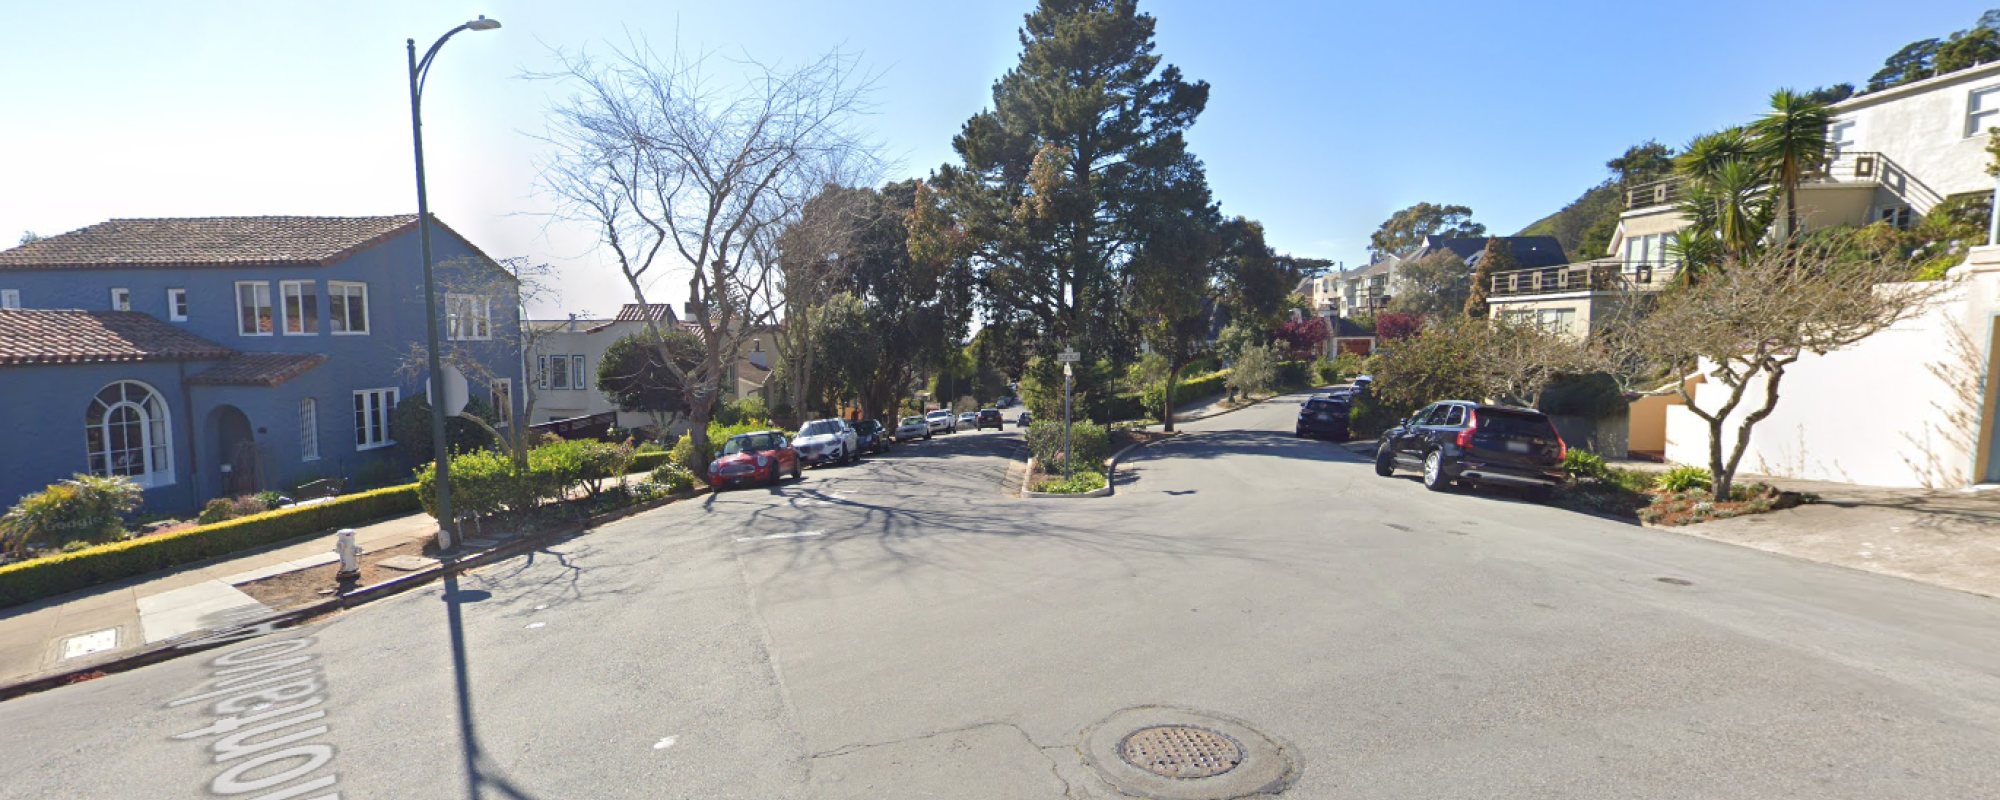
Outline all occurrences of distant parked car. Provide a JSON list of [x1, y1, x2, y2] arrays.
[[794, 418, 860, 467], [1016, 411, 1033, 428], [896, 416, 931, 441], [1295, 397, 1351, 440], [1375, 401, 1566, 499], [977, 408, 1003, 430], [958, 412, 979, 431], [708, 430, 800, 490], [853, 419, 892, 454], [926, 410, 957, 435]]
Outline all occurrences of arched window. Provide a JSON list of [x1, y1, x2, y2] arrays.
[[84, 381, 174, 488]]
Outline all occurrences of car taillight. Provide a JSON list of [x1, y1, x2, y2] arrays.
[[1456, 409, 1478, 448], [1556, 434, 1568, 460]]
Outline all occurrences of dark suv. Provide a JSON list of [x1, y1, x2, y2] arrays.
[[1295, 396, 1350, 440], [977, 408, 1003, 430], [1375, 401, 1567, 497]]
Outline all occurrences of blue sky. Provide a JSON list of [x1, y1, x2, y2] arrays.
[[0, 1, 1984, 318]]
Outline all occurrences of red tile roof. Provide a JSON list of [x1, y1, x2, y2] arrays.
[[186, 353, 330, 387], [0, 215, 469, 270], [0, 310, 236, 365]]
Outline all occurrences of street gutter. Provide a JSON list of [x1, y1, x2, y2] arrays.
[[0, 485, 712, 703]]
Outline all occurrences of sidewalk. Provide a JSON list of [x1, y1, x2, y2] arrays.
[[0, 511, 437, 685]]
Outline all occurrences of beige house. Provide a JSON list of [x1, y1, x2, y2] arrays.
[[1489, 60, 2000, 343]]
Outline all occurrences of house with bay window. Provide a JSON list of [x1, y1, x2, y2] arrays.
[[0, 215, 523, 515]]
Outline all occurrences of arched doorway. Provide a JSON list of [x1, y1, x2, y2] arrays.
[[208, 405, 259, 497]]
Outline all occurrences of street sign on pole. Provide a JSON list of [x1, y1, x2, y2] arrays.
[[1057, 349, 1081, 363], [1063, 367, 1073, 481]]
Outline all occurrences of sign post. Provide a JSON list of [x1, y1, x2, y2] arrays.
[[1057, 349, 1080, 481]]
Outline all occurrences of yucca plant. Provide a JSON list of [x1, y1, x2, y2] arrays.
[[0, 475, 142, 556]]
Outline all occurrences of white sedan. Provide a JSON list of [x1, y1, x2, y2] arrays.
[[896, 416, 931, 441], [926, 410, 957, 434]]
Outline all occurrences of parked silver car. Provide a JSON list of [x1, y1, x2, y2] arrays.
[[794, 418, 860, 466], [896, 415, 931, 441]]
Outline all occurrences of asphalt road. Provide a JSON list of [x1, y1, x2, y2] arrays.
[[5, 396, 2000, 799]]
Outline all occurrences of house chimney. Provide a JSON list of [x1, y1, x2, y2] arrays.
[[748, 338, 768, 369]]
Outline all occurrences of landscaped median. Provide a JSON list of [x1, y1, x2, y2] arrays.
[[0, 485, 420, 608]]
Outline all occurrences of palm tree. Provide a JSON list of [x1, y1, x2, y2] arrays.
[[1749, 88, 1833, 240], [1674, 128, 1756, 184], [1673, 129, 1773, 277]]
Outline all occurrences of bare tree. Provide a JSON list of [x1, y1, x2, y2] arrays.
[[1605, 238, 1947, 498], [1475, 317, 1606, 409], [535, 39, 878, 478], [760, 185, 881, 420]]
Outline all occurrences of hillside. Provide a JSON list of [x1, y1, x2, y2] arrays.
[[1515, 181, 1621, 259]]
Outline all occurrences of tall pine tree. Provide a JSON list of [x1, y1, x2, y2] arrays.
[[933, 0, 1212, 360]]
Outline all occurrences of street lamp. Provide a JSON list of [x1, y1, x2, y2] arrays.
[[408, 15, 500, 551]]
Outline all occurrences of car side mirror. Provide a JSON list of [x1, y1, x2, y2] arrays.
[[1399, 418, 1410, 428]]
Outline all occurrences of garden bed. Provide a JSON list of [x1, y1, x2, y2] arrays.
[[1550, 459, 1808, 526]]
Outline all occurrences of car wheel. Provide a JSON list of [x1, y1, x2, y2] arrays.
[[1294, 428, 1305, 437], [767, 468, 780, 488], [1422, 450, 1453, 492], [1374, 445, 1395, 477], [791, 461, 802, 480]]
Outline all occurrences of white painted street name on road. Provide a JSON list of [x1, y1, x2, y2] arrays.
[[735, 531, 828, 543]]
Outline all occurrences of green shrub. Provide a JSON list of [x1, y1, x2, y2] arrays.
[[416, 449, 527, 518], [1104, 393, 1148, 422], [0, 484, 419, 608], [0, 475, 141, 555], [197, 499, 236, 525], [1656, 465, 1714, 493], [1276, 359, 1312, 389], [651, 463, 695, 493], [633, 441, 667, 455], [531, 439, 633, 500], [670, 435, 700, 473], [1032, 470, 1107, 494], [254, 490, 286, 510], [1347, 394, 1401, 438], [1563, 449, 1609, 481], [627, 451, 673, 474], [1024, 420, 1108, 473], [1604, 467, 1656, 494], [715, 397, 770, 427]]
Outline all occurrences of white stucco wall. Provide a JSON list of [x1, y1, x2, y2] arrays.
[[1665, 255, 1999, 488], [1831, 62, 2000, 205], [527, 319, 656, 430]]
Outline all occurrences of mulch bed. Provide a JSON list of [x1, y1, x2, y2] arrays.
[[236, 539, 433, 610]]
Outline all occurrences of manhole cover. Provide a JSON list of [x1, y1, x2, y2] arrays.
[[1120, 725, 1244, 779]]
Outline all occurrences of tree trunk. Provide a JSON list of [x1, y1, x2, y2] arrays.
[[1162, 364, 1181, 433]]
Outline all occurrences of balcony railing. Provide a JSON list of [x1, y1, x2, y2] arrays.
[[1488, 259, 1674, 297], [1624, 150, 1940, 211]]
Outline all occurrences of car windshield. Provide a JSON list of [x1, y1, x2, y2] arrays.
[[928, 411, 949, 418], [1476, 409, 1556, 438], [856, 420, 881, 433], [723, 433, 778, 455], [902, 417, 924, 426], [1305, 399, 1347, 413], [800, 420, 842, 437]]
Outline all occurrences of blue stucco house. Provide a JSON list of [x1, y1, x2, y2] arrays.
[[0, 216, 524, 516]]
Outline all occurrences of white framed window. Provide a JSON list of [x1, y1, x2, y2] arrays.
[[280, 280, 319, 335], [110, 288, 130, 311], [85, 380, 174, 488], [236, 281, 273, 336], [571, 355, 587, 390], [491, 380, 513, 426], [299, 398, 319, 462], [167, 288, 187, 321], [446, 294, 492, 341], [0, 289, 17, 309], [353, 388, 398, 450], [328, 281, 369, 335], [1968, 86, 2000, 137], [548, 353, 572, 390], [1874, 204, 1915, 228]]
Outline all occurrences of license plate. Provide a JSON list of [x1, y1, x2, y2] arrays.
[[1317, 413, 1332, 420], [1506, 441, 1531, 453]]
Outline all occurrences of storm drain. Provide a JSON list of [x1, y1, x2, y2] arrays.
[[1121, 726, 1243, 779], [1084, 707, 1296, 799]]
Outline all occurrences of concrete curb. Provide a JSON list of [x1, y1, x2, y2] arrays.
[[1156, 385, 1334, 429], [1020, 432, 1183, 499], [0, 485, 710, 703]]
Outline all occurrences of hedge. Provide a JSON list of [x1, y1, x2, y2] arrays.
[[0, 484, 421, 609], [627, 451, 673, 474], [1024, 420, 1108, 474]]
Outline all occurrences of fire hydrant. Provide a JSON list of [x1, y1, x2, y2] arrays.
[[334, 529, 361, 581]]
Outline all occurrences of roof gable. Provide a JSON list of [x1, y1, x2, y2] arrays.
[[0, 215, 499, 272]]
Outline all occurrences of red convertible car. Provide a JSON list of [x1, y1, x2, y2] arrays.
[[708, 430, 801, 489]]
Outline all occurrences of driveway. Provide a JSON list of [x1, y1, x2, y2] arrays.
[[3, 397, 2000, 799]]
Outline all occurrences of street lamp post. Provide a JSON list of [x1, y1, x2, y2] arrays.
[[407, 15, 500, 551]]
